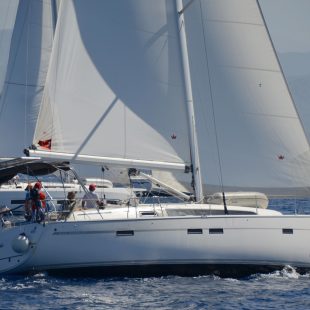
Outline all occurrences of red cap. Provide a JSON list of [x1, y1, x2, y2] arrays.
[[34, 182, 42, 189], [89, 183, 96, 191]]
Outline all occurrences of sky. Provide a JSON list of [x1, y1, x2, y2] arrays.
[[260, 0, 310, 54]]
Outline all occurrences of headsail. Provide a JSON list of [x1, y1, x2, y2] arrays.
[[33, 0, 192, 171], [182, 0, 310, 196]]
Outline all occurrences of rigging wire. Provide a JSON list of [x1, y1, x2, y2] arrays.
[[198, 0, 228, 214], [24, 1, 31, 151]]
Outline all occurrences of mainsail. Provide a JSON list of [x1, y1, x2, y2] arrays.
[[33, 0, 192, 171], [0, 0, 54, 158], [32, 0, 310, 197]]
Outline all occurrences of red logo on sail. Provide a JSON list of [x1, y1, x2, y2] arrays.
[[38, 139, 52, 150]]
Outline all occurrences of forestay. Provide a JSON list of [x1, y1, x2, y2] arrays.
[[33, 0, 191, 171]]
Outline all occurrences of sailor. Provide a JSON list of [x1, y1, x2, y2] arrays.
[[30, 182, 46, 222], [24, 183, 33, 221], [60, 191, 77, 219], [82, 184, 104, 209]]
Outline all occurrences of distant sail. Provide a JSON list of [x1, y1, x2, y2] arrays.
[[0, 0, 54, 158], [0, 0, 19, 98]]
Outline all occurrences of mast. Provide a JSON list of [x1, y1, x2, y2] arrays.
[[175, 0, 203, 202]]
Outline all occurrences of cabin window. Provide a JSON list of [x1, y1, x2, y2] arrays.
[[11, 200, 25, 205], [116, 230, 134, 236], [140, 211, 157, 216], [166, 209, 209, 216], [282, 228, 293, 234], [209, 228, 224, 234], [187, 229, 203, 234]]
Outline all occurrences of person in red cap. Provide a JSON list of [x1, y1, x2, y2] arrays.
[[30, 181, 46, 222], [82, 183, 104, 209]]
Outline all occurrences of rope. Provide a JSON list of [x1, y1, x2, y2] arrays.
[[24, 0, 31, 150]]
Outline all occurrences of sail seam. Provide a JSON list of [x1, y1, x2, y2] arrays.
[[240, 113, 300, 120], [4, 81, 44, 88], [206, 19, 264, 27], [218, 65, 280, 73]]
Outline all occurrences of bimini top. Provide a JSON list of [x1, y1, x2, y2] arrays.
[[0, 157, 71, 185]]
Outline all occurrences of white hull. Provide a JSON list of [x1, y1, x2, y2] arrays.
[[1, 209, 310, 276]]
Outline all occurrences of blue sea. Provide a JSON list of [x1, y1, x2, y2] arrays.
[[1, 199, 310, 310]]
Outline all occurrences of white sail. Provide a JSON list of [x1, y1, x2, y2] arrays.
[[33, 0, 191, 170], [0, 0, 54, 158], [181, 0, 310, 195], [152, 170, 192, 193], [0, 0, 19, 98]]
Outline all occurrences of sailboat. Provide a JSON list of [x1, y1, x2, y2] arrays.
[[1, 0, 310, 276]]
